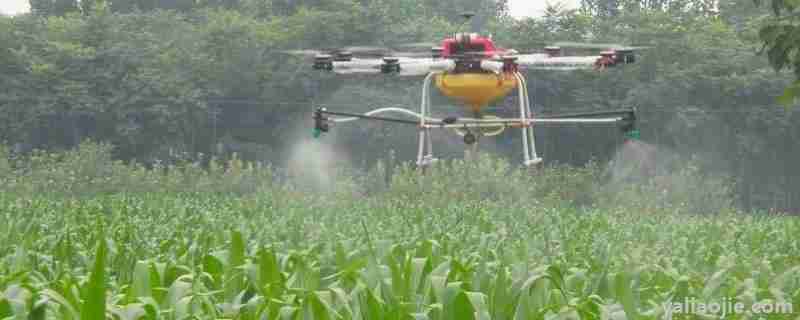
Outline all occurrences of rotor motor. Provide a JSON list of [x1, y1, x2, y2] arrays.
[[313, 55, 334, 71], [432, 47, 443, 59], [544, 46, 562, 57], [381, 57, 401, 74], [333, 51, 353, 62], [614, 49, 635, 64]]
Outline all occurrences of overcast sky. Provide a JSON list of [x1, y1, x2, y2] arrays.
[[1, 0, 580, 17], [0, 0, 29, 15], [509, 0, 579, 17]]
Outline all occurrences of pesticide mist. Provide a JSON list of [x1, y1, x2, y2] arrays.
[[606, 139, 676, 184], [285, 127, 352, 193], [602, 139, 735, 213]]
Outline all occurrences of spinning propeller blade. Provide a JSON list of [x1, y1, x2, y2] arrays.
[[280, 49, 324, 57], [392, 42, 439, 49], [513, 54, 598, 70], [322, 57, 444, 76], [551, 41, 652, 50], [281, 42, 442, 60]]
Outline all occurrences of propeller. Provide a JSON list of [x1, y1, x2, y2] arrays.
[[315, 56, 449, 77], [550, 41, 652, 50], [281, 47, 388, 59], [281, 42, 443, 60], [392, 42, 440, 50]]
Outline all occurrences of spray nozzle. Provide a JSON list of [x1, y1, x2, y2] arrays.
[[620, 108, 639, 140], [313, 108, 330, 138], [624, 129, 640, 140]]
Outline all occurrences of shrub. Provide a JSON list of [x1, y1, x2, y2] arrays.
[[0, 140, 737, 215]]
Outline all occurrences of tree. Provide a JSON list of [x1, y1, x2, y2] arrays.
[[54, 0, 79, 14], [159, 0, 198, 11], [755, 0, 800, 105], [30, 0, 79, 16], [29, 0, 54, 15]]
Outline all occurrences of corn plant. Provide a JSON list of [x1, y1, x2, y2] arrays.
[[1, 143, 797, 319]]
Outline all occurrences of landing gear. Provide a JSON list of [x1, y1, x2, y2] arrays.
[[514, 72, 543, 167], [414, 71, 543, 168], [416, 73, 439, 167], [381, 58, 401, 74]]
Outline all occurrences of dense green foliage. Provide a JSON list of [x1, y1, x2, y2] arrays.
[[1, 2, 798, 319], [0, 0, 797, 210], [755, 0, 800, 105], [0, 0, 800, 210], [0, 0, 800, 205], [1, 143, 798, 319]]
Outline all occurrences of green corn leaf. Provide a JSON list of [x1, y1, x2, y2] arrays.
[[452, 291, 476, 320], [79, 230, 107, 320], [410, 258, 431, 297], [0, 299, 12, 318], [226, 230, 246, 299], [305, 291, 338, 320], [29, 298, 47, 320], [279, 306, 299, 320], [465, 292, 490, 320], [138, 297, 159, 320], [259, 247, 283, 288], [42, 289, 80, 320], [614, 272, 639, 320], [109, 304, 146, 320], [366, 287, 384, 320], [131, 261, 153, 299], [701, 269, 727, 299]]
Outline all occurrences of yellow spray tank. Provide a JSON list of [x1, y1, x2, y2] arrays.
[[435, 72, 518, 136]]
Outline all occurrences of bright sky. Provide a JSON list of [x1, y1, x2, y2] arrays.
[[0, 0, 579, 17], [0, 0, 29, 15], [509, 0, 580, 18]]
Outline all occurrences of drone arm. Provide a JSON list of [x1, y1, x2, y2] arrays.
[[321, 59, 456, 76], [428, 60, 457, 71], [514, 52, 636, 71]]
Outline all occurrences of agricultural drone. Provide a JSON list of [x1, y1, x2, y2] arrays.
[[288, 14, 641, 167]]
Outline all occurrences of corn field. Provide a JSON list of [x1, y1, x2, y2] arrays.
[[0, 143, 798, 319]]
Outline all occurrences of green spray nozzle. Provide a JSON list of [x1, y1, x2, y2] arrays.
[[313, 108, 329, 138], [624, 129, 640, 140], [620, 108, 638, 140]]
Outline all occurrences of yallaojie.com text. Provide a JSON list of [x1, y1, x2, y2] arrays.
[[663, 297, 793, 319]]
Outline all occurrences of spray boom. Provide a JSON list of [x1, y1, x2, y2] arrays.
[[537, 107, 639, 140]]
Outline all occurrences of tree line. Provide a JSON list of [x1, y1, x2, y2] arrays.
[[1, 0, 798, 211]]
